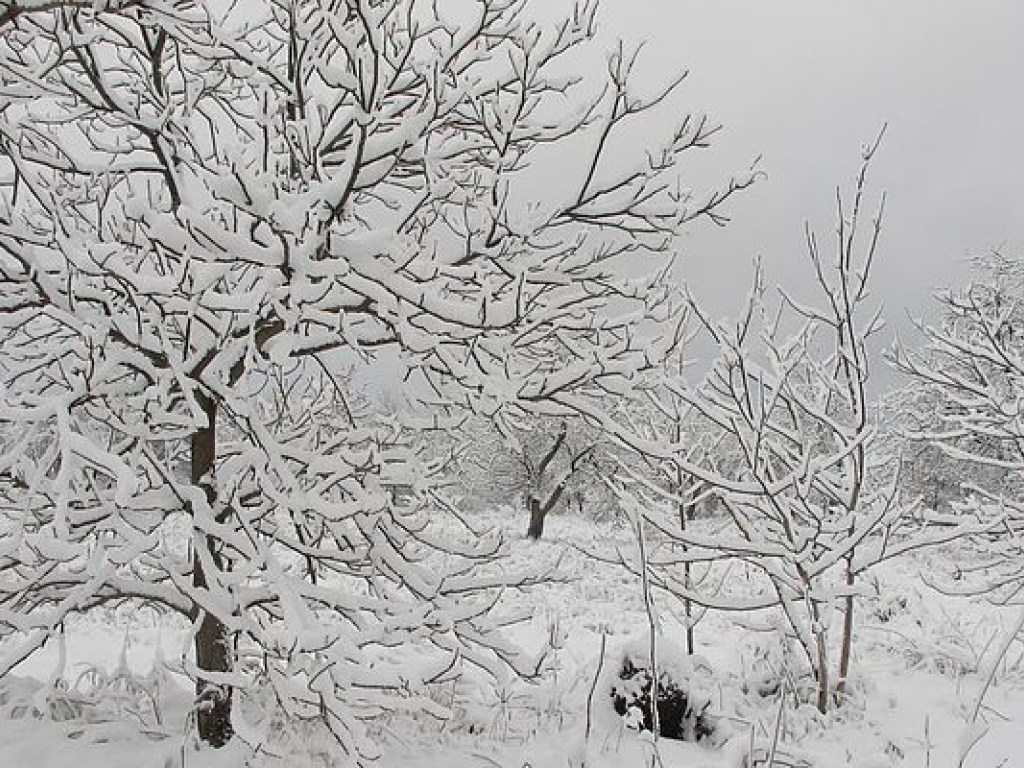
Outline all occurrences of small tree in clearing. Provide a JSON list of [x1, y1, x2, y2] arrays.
[[452, 413, 607, 538], [0, 0, 751, 754], [683, 143, 894, 712], [610, 140, 987, 714]]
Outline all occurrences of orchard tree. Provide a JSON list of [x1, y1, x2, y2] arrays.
[[509, 415, 598, 540], [680, 143, 895, 712], [0, 0, 751, 754], [452, 413, 615, 539]]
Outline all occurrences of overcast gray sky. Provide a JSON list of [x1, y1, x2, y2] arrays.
[[596, 0, 1024, 336], [370, 1, 1024, 397]]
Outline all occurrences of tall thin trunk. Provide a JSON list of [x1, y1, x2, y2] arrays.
[[683, 565, 694, 655], [673, 412, 695, 655], [811, 599, 830, 715], [837, 564, 855, 699], [636, 513, 659, 740], [676, 469, 694, 656], [191, 392, 233, 747], [836, 445, 865, 701]]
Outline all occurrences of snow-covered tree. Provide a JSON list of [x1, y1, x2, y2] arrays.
[[609, 139, 984, 714], [876, 382, 1009, 514], [0, 0, 750, 754], [677, 142, 896, 712], [891, 251, 1024, 602], [451, 412, 618, 538], [507, 415, 597, 540]]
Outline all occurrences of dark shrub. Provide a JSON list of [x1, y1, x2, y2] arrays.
[[609, 654, 714, 741]]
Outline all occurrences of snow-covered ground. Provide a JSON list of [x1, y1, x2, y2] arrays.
[[2, 508, 1022, 768]]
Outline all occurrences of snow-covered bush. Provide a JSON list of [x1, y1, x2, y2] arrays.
[[0, 650, 174, 733]]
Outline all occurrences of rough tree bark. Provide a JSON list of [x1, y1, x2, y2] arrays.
[[190, 392, 233, 747]]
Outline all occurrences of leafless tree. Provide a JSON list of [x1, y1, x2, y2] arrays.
[[0, 0, 750, 753], [513, 417, 597, 540], [453, 413, 609, 539], [607, 137, 988, 714]]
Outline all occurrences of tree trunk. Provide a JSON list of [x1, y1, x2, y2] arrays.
[[191, 393, 233, 747], [194, 603, 233, 746], [675, 487, 692, 655], [526, 480, 567, 540], [676, 471, 695, 656], [526, 497, 546, 540]]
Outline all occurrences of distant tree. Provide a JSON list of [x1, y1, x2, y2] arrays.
[[513, 416, 596, 540], [0, 0, 750, 754], [454, 413, 612, 539]]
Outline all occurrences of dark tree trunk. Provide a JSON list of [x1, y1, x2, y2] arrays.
[[191, 393, 234, 748], [526, 497, 546, 540], [194, 605, 233, 746], [525, 423, 574, 541], [674, 466, 696, 655], [679, 502, 695, 656], [526, 482, 567, 540]]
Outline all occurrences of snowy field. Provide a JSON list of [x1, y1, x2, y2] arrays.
[[1, 508, 1021, 768]]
